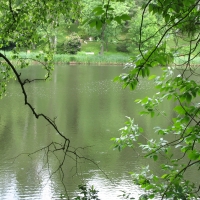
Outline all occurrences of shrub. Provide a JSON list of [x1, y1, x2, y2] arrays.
[[56, 42, 64, 54], [116, 42, 129, 53], [64, 32, 81, 54]]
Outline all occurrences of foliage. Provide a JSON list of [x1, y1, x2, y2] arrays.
[[64, 32, 81, 54], [127, 10, 163, 53], [111, 117, 143, 151], [82, 0, 133, 54], [1, 0, 200, 199], [109, 0, 200, 199], [73, 184, 100, 200], [116, 42, 129, 53], [54, 52, 129, 64], [0, 2, 98, 200], [118, 190, 135, 199], [0, 0, 80, 97], [81, 0, 131, 33]]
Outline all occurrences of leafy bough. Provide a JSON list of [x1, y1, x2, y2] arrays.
[[109, 0, 200, 198], [112, 64, 200, 199], [0, 51, 105, 199]]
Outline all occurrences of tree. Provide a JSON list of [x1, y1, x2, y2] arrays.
[[127, 9, 163, 53], [0, 1, 100, 198], [109, 0, 200, 199], [82, 0, 132, 54]]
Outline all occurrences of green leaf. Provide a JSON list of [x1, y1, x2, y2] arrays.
[[89, 20, 96, 27], [174, 105, 186, 115], [148, 194, 155, 199], [139, 127, 143, 133], [153, 155, 158, 161], [145, 185, 153, 190], [188, 150, 200, 160], [149, 4, 154, 13], [96, 20, 103, 30], [141, 68, 146, 77], [161, 174, 169, 179], [191, 90, 197, 97], [181, 115, 190, 124], [114, 16, 121, 24], [135, 99, 141, 103], [94, 9, 104, 16], [181, 146, 189, 153], [186, 92, 192, 103], [145, 67, 150, 77], [141, 97, 149, 104], [148, 75, 156, 80], [113, 76, 120, 82], [140, 111, 149, 115], [150, 111, 155, 118], [164, 14, 170, 23], [120, 14, 131, 21], [92, 6, 103, 12]]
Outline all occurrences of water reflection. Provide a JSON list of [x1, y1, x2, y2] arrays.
[[0, 64, 169, 199]]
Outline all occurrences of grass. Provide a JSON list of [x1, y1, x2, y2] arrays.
[[174, 56, 200, 66], [0, 41, 131, 65], [54, 52, 130, 65], [0, 50, 130, 65], [1, 40, 199, 66], [81, 41, 122, 54], [167, 36, 200, 66], [81, 41, 100, 54], [55, 41, 131, 64]]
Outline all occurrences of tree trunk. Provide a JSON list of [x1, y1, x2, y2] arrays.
[[53, 35, 57, 50], [99, 23, 106, 55], [105, 40, 108, 51], [100, 42, 104, 55]]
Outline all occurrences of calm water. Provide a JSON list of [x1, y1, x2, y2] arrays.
[[0, 64, 178, 199]]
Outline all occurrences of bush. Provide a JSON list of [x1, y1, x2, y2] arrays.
[[116, 42, 129, 53], [56, 42, 64, 54], [64, 32, 81, 54]]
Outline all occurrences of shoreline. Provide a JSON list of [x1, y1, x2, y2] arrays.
[[68, 61, 124, 65]]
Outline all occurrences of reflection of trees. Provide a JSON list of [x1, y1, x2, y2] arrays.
[[0, 63, 184, 198], [0, 121, 13, 155]]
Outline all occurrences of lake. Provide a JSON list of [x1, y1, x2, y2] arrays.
[[0, 64, 179, 199]]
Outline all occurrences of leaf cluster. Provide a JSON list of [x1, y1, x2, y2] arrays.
[[110, 0, 200, 199]]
